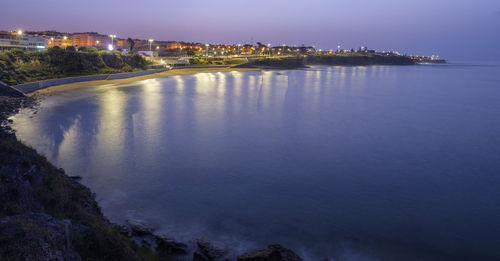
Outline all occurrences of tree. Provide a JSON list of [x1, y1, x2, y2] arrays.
[[127, 38, 135, 52]]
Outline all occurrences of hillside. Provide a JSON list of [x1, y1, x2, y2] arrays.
[[0, 47, 148, 85]]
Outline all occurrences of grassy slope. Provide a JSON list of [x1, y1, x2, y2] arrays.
[[0, 47, 149, 85]]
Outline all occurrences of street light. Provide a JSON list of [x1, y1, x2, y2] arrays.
[[16, 30, 23, 46], [148, 39, 154, 51], [109, 34, 117, 48], [205, 43, 209, 56]]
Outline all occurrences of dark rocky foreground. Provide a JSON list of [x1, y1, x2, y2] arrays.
[[0, 83, 303, 260]]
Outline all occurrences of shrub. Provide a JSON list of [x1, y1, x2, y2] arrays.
[[0, 48, 148, 84]]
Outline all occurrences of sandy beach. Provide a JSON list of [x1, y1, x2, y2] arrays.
[[30, 67, 260, 96]]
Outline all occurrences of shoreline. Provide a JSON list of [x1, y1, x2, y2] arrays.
[[29, 67, 260, 96], [22, 57, 448, 96]]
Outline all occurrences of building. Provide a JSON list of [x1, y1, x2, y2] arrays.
[[17, 30, 73, 48], [45, 35, 73, 48], [0, 32, 47, 50], [116, 39, 128, 49], [164, 42, 181, 50], [72, 33, 108, 48]]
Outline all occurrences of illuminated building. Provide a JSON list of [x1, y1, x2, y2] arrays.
[[72, 33, 108, 47], [45, 35, 73, 47], [0, 32, 47, 50]]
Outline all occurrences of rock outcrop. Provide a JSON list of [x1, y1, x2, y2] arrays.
[[194, 238, 230, 261], [0, 213, 80, 260], [238, 244, 303, 261]]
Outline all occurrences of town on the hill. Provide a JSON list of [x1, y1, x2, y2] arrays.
[[0, 30, 442, 62]]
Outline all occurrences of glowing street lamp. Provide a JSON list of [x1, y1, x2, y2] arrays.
[[148, 39, 154, 51], [16, 30, 23, 44], [109, 34, 117, 48]]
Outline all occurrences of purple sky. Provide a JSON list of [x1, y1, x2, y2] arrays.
[[2, 0, 499, 61]]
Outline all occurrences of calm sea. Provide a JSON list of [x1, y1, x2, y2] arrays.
[[12, 64, 500, 260]]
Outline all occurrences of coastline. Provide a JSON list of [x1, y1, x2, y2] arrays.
[[29, 67, 260, 96], [20, 55, 448, 96]]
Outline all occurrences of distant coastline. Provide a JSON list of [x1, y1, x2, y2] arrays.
[[23, 57, 447, 95], [1, 47, 445, 94], [238, 54, 446, 69]]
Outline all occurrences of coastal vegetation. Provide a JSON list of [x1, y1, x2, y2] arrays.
[[0, 47, 149, 85], [306, 53, 420, 66], [236, 54, 445, 69]]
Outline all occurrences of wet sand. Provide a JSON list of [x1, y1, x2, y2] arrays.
[[31, 67, 260, 96]]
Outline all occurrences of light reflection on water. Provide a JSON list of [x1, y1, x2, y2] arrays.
[[12, 65, 500, 260]]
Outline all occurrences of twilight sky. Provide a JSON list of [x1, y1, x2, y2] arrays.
[[2, 0, 500, 61]]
